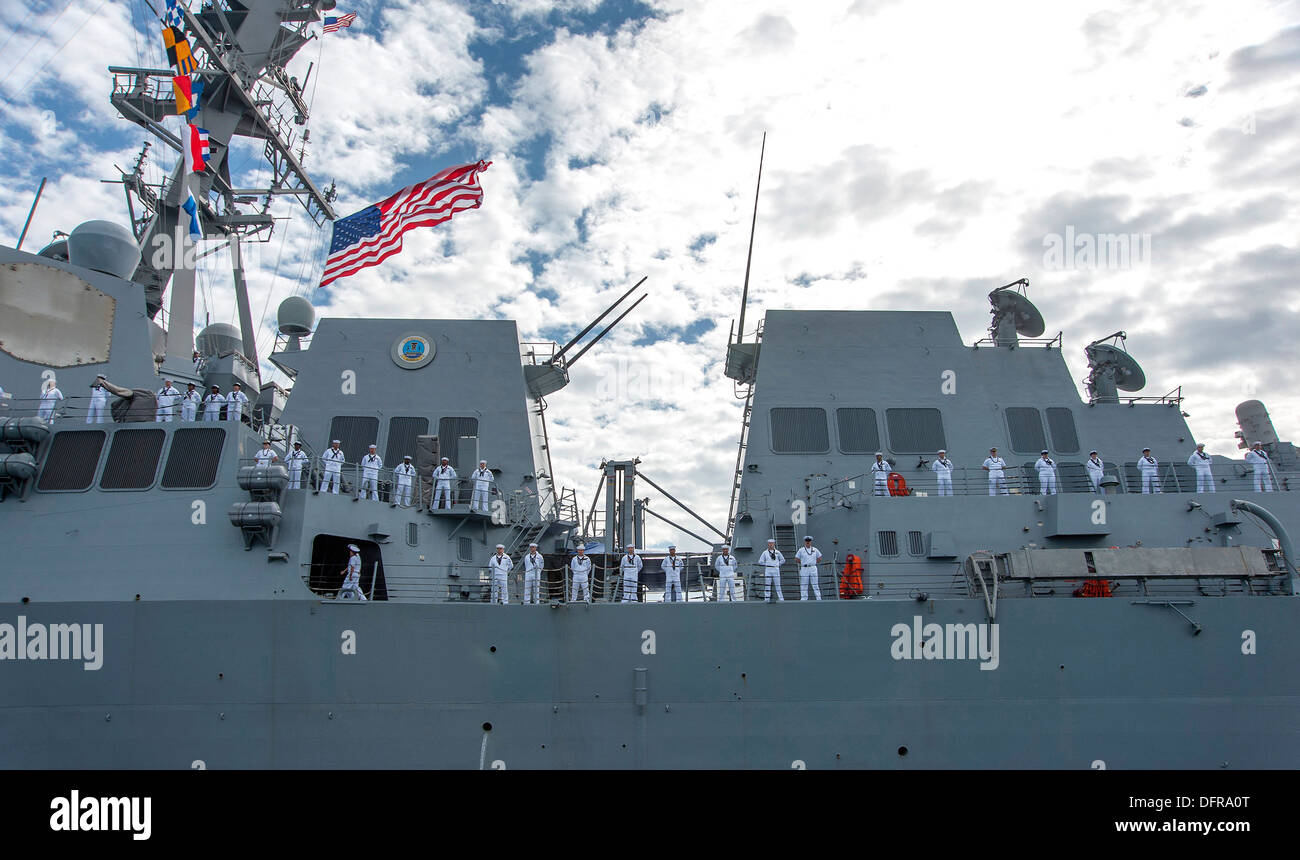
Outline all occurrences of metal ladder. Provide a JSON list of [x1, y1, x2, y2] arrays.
[[725, 381, 757, 539]]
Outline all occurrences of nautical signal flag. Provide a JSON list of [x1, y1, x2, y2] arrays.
[[181, 191, 202, 241], [319, 160, 491, 289], [183, 76, 204, 121], [323, 13, 357, 33], [172, 75, 195, 115], [184, 125, 210, 174], [163, 26, 197, 75], [163, 0, 185, 29]]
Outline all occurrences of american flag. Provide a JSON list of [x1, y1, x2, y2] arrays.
[[323, 12, 357, 33], [319, 160, 492, 289]]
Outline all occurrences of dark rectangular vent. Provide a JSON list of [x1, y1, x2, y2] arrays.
[[328, 416, 380, 465], [1005, 407, 1046, 454], [836, 408, 879, 453], [161, 427, 225, 489], [437, 417, 480, 468], [769, 408, 829, 453], [37, 430, 106, 491], [1045, 407, 1079, 453], [877, 530, 899, 557], [406, 522, 419, 547], [386, 417, 429, 473], [907, 530, 924, 556], [458, 536, 473, 562], [100, 428, 165, 489], [884, 408, 945, 453]]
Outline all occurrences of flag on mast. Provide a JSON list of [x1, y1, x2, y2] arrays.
[[172, 75, 195, 115], [163, 0, 185, 29], [162, 25, 197, 74], [319, 160, 491, 289], [181, 191, 203, 241], [184, 125, 210, 173], [323, 12, 357, 33]]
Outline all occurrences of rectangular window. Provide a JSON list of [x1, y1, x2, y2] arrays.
[[100, 428, 165, 490], [37, 430, 106, 491], [1045, 407, 1079, 453], [884, 408, 946, 453], [328, 416, 380, 465], [385, 417, 429, 472], [161, 427, 226, 489], [877, 530, 899, 557], [1005, 407, 1047, 454], [836, 408, 880, 453], [770, 408, 829, 454], [437, 417, 480, 468]]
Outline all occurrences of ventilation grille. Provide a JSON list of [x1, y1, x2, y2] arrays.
[[438, 417, 480, 467], [328, 415, 380, 464], [1005, 407, 1046, 454], [36, 430, 106, 491], [161, 427, 225, 489], [770, 408, 829, 453], [100, 428, 165, 490], [907, 530, 924, 556], [386, 417, 429, 473], [836, 408, 880, 453], [877, 530, 899, 557], [406, 522, 419, 547], [458, 536, 473, 562], [884, 408, 945, 453], [1045, 407, 1079, 453]]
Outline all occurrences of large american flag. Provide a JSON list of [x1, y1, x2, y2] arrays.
[[323, 12, 357, 33], [319, 160, 492, 289]]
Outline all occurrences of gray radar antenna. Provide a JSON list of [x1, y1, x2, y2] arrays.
[[988, 278, 1045, 347], [1085, 331, 1146, 403]]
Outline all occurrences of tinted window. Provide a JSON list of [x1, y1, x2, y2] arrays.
[[884, 408, 946, 453], [161, 427, 226, 488], [37, 430, 106, 491], [1045, 407, 1080, 453], [1005, 407, 1046, 454], [100, 428, 165, 489], [836, 408, 879, 453]]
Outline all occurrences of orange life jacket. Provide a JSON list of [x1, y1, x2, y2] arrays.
[[840, 554, 864, 599]]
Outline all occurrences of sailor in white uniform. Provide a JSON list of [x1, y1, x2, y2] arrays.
[[983, 447, 1008, 495], [471, 460, 494, 513], [202, 386, 225, 421], [86, 377, 109, 424], [320, 440, 345, 494], [619, 545, 643, 603], [487, 544, 512, 605], [392, 455, 416, 507], [225, 382, 249, 423], [192, 350, 204, 373], [37, 381, 63, 421], [253, 439, 277, 468], [1188, 443, 1214, 493], [432, 457, 457, 509], [569, 545, 592, 603], [338, 544, 367, 601], [714, 544, 739, 602], [357, 444, 382, 501], [870, 453, 890, 496], [931, 450, 953, 496], [1085, 450, 1105, 493], [662, 546, 685, 603], [155, 379, 180, 422], [180, 383, 200, 422], [286, 441, 308, 489], [795, 536, 822, 601], [1035, 450, 1058, 495], [522, 543, 544, 604], [758, 538, 785, 602], [1245, 442, 1274, 492], [1138, 448, 1160, 494]]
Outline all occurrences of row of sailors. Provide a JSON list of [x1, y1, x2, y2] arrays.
[[870, 443, 1280, 495], [31, 379, 250, 423], [477, 537, 826, 605]]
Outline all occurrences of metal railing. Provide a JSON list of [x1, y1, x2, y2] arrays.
[[1, 392, 251, 425]]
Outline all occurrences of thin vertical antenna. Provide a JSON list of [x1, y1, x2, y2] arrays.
[[15, 177, 47, 250], [735, 133, 766, 344]]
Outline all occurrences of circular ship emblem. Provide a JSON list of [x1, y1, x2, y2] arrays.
[[391, 334, 435, 369]]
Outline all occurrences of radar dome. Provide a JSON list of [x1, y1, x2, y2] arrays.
[[277, 295, 316, 335], [196, 322, 243, 358], [37, 238, 69, 262], [67, 220, 140, 279]]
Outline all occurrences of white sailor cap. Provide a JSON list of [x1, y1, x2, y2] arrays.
[[938, 449, 946, 454], [261, 439, 271, 445], [403, 455, 412, 460], [721, 544, 731, 550], [1142, 447, 1151, 452], [528, 542, 538, 548], [440, 456, 450, 462], [495, 544, 505, 549], [1195, 442, 1204, 447], [1253, 440, 1262, 446], [332, 439, 341, 444], [368, 443, 376, 449], [1089, 450, 1097, 455], [803, 535, 813, 541], [347, 544, 359, 552], [766, 538, 776, 544], [875, 451, 884, 457], [293, 441, 302, 446], [1041, 450, 1049, 455], [576, 544, 586, 551], [667, 544, 677, 550], [479, 459, 487, 464]]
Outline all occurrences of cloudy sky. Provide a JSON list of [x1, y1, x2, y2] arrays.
[[1, 0, 1297, 550]]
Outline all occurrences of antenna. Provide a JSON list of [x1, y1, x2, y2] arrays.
[[564, 294, 649, 369], [1085, 332, 1146, 402], [550, 277, 646, 365], [735, 132, 766, 345], [724, 134, 767, 385], [988, 278, 1045, 346]]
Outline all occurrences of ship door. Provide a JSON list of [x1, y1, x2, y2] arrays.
[[309, 534, 388, 601]]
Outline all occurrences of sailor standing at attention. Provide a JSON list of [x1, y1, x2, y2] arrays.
[[1085, 450, 1105, 493], [86, 377, 109, 424], [931, 450, 954, 496], [870, 453, 890, 496], [662, 545, 685, 603], [487, 544, 513, 605], [1035, 450, 1058, 495], [983, 447, 1008, 495], [286, 441, 309, 489], [433, 457, 457, 509], [37, 380, 63, 421], [1187, 443, 1214, 493], [338, 544, 367, 601], [758, 538, 785, 602], [319, 439, 345, 494], [392, 455, 416, 507], [1138, 448, 1160, 494], [155, 379, 180, 422], [471, 460, 494, 513], [1245, 442, 1275, 492], [181, 382, 200, 422], [619, 545, 643, 603], [522, 543, 544, 604], [225, 382, 249, 423], [796, 536, 822, 601], [569, 545, 593, 603], [202, 385, 225, 421], [357, 444, 382, 501], [714, 544, 739, 602], [254, 439, 277, 468]]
